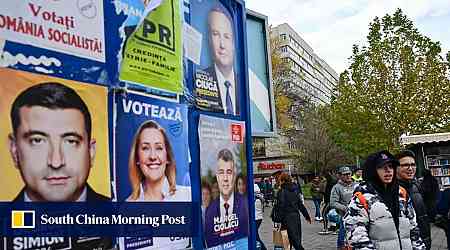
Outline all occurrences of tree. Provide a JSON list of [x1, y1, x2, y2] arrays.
[[329, 9, 450, 157], [291, 105, 351, 174], [270, 32, 295, 131], [269, 28, 309, 133]]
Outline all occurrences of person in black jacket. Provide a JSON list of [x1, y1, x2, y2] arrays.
[[277, 173, 311, 250], [320, 170, 338, 233], [396, 150, 432, 249], [418, 168, 440, 222], [436, 188, 450, 250]]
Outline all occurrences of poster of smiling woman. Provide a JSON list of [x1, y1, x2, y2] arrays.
[[115, 91, 191, 249]]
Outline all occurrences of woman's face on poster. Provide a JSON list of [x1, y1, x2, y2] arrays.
[[137, 128, 168, 183], [237, 177, 246, 194], [202, 187, 211, 207]]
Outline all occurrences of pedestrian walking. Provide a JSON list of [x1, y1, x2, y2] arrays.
[[330, 166, 358, 248], [320, 170, 338, 234], [352, 166, 363, 183], [254, 184, 267, 250], [396, 150, 432, 249], [276, 173, 311, 250], [311, 175, 324, 221], [344, 150, 425, 249], [263, 178, 274, 207]]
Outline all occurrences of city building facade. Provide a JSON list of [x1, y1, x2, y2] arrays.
[[271, 23, 338, 105], [252, 23, 339, 179]]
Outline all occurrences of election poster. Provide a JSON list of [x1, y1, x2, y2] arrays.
[[1, 237, 113, 250], [0, 0, 105, 62], [115, 91, 191, 249], [0, 68, 111, 249], [198, 115, 249, 249], [118, 0, 183, 94], [191, 0, 241, 115]]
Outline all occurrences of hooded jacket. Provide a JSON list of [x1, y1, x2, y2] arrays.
[[343, 150, 425, 250]]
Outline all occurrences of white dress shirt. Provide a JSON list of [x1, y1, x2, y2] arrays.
[[219, 192, 234, 217], [215, 64, 236, 115], [24, 186, 87, 202]]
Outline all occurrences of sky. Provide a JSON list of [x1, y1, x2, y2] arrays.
[[245, 0, 450, 75]]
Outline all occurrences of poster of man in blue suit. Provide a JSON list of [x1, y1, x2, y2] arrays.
[[192, 0, 241, 116], [198, 115, 249, 249]]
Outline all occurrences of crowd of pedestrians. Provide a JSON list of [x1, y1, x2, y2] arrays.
[[256, 149, 450, 250]]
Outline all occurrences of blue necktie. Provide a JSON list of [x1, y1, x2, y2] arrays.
[[224, 80, 233, 115]]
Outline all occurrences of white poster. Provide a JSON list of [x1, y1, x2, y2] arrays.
[[0, 0, 105, 62]]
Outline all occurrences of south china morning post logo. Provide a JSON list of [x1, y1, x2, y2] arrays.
[[11, 210, 35, 229]]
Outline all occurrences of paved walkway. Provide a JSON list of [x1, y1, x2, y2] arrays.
[[258, 200, 448, 250]]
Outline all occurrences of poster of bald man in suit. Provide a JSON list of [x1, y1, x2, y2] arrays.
[[192, 1, 241, 116]]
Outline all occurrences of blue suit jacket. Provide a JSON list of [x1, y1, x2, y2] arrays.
[[9, 185, 112, 249], [204, 192, 249, 248], [203, 66, 240, 115]]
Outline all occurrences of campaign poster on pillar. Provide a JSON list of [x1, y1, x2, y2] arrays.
[[198, 115, 249, 249], [0, 68, 112, 249], [191, 0, 241, 115], [0, 0, 105, 62], [115, 92, 191, 249], [118, 0, 183, 94]]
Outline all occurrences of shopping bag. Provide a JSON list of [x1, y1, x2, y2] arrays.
[[281, 230, 290, 250], [273, 229, 283, 247]]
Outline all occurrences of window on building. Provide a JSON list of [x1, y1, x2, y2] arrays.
[[288, 140, 298, 150], [252, 138, 266, 157]]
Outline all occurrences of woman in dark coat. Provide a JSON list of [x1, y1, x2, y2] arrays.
[[277, 173, 312, 250]]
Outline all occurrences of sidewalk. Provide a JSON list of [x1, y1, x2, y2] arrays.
[[258, 200, 448, 250]]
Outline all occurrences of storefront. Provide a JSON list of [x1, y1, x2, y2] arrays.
[[400, 132, 450, 190], [253, 157, 292, 178]]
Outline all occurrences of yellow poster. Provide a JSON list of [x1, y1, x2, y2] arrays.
[[0, 68, 110, 201], [119, 0, 183, 93]]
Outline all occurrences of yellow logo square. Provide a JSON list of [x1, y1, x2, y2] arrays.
[[11, 210, 35, 229]]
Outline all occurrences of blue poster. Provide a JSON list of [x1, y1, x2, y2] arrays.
[[190, 0, 242, 115], [198, 115, 249, 250], [115, 91, 191, 249]]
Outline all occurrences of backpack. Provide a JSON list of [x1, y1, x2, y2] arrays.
[[271, 190, 285, 223], [354, 186, 408, 213]]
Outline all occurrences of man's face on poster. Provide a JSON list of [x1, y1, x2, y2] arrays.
[[9, 106, 96, 202], [216, 159, 234, 199], [208, 10, 235, 72]]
